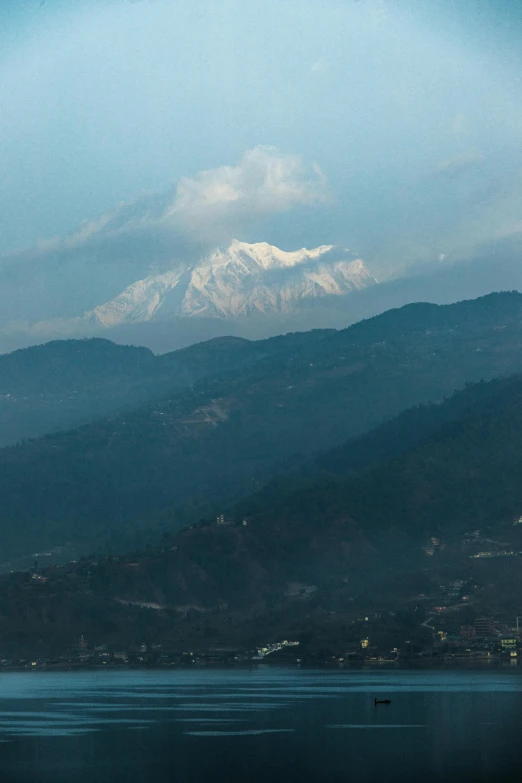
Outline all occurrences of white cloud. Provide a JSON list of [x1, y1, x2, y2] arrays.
[[17, 146, 329, 258], [0, 147, 330, 331], [168, 146, 329, 240]]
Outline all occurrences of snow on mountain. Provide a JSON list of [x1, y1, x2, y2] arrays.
[[84, 269, 186, 328], [83, 240, 377, 327]]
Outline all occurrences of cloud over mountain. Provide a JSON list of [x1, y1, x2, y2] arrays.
[[171, 147, 329, 243], [20, 147, 329, 266], [0, 148, 330, 334]]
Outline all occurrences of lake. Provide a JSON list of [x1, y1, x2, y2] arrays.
[[0, 667, 520, 782]]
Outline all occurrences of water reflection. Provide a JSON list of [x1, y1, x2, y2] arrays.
[[0, 670, 520, 782]]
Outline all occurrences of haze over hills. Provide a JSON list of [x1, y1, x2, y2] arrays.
[[117, 373, 522, 601], [3, 228, 522, 356], [0, 333, 308, 448], [3, 0, 522, 677], [240, 373, 522, 538], [4, 369, 522, 656], [0, 241, 376, 353], [2, 292, 522, 563], [5, 234, 522, 357]]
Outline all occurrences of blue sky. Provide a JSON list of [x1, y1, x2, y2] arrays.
[[1, 0, 522, 278]]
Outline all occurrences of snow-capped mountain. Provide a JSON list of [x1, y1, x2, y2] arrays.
[[83, 240, 377, 327]]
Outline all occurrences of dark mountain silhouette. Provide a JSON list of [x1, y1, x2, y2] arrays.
[[0, 333, 322, 447], [1, 292, 522, 559], [3, 371, 522, 655]]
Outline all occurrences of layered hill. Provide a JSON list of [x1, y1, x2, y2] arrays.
[[0, 330, 352, 447], [241, 373, 522, 538], [2, 293, 522, 561], [4, 371, 522, 655], [4, 234, 522, 357], [3, 241, 376, 352], [0, 335, 277, 447], [105, 372, 522, 612]]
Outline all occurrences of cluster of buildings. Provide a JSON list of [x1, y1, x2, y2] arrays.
[[424, 528, 522, 561], [253, 640, 300, 659], [462, 529, 521, 559], [0, 637, 303, 671], [431, 615, 520, 661]]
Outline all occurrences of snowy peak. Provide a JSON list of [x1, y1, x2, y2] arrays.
[[83, 240, 377, 327], [85, 269, 186, 328], [220, 239, 336, 270]]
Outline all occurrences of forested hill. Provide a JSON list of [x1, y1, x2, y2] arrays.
[[2, 290, 522, 449], [2, 292, 522, 559], [241, 373, 522, 541], [241, 372, 522, 502], [0, 334, 298, 447], [4, 372, 522, 657], [72, 372, 522, 610]]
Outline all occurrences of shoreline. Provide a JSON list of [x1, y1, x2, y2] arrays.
[[1, 658, 519, 674]]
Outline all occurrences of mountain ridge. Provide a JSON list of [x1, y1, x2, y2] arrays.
[[4, 370, 522, 656], [3, 234, 522, 356], [1, 292, 522, 561], [82, 240, 376, 326]]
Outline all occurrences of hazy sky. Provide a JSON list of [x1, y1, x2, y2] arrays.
[[1, 0, 522, 279]]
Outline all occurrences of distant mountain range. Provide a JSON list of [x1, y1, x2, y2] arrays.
[[5, 225, 522, 353], [3, 231, 522, 355], [2, 292, 522, 564], [84, 240, 375, 324], [0, 241, 376, 353]]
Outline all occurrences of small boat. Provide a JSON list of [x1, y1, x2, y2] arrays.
[[374, 698, 391, 705]]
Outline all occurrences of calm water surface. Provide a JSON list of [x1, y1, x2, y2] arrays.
[[0, 668, 520, 782]]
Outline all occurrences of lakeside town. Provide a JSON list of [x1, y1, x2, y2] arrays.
[[1, 520, 522, 671], [4, 611, 522, 672], [3, 626, 521, 671]]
